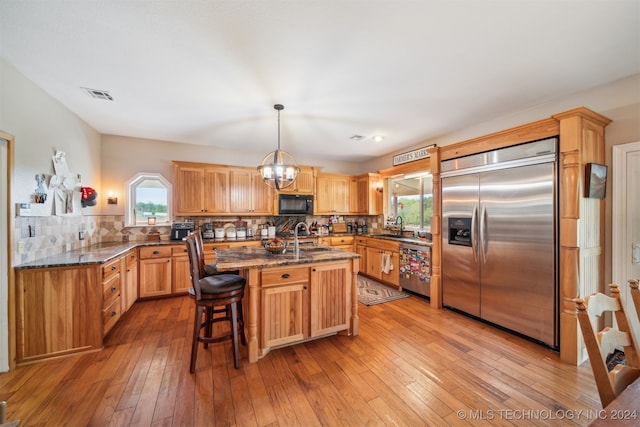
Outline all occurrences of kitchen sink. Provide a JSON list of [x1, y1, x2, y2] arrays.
[[299, 246, 333, 251]]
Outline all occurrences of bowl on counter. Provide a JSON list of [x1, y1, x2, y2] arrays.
[[263, 239, 287, 254]]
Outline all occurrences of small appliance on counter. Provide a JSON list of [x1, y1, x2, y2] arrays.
[[202, 221, 214, 239], [170, 221, 194, 240]]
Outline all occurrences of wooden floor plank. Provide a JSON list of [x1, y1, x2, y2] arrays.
[[0, 294, 605, 426]]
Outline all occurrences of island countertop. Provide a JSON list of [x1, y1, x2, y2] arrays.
[[214, 245, 360, 271]]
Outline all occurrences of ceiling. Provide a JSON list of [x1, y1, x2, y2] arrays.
[[1, 1, 638, 163]]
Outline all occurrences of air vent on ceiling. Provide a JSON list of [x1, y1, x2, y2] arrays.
[[349, 135, 364, 141], [82, 87, 114, 101]]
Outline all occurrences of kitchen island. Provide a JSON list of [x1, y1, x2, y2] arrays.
[[215, 246, 360, 363]]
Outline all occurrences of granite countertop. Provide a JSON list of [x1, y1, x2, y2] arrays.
[[215, 245, 360, 271], [14, 232, 427, 270]]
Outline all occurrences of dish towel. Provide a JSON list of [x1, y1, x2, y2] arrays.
[[381, 253, 394, 274]]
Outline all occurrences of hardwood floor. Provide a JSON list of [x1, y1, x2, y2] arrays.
[[1, 293, 602, 426]]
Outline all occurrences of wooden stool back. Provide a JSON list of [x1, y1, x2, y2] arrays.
[[575, 284, 640, 408]]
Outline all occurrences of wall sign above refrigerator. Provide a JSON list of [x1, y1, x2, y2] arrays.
[[393, 144, 436, 166]]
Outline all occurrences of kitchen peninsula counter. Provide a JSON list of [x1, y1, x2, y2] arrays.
[[215, 246, 360, 363]]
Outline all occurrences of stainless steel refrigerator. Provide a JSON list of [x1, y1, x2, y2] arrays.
[[441, 138, 558, 348]]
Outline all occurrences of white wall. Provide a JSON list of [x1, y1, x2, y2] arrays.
[[0, 60, 103, 208]]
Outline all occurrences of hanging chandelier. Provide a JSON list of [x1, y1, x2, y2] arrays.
[[257, 104, 300, 190]]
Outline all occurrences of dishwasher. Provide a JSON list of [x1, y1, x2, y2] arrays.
[[399, 243, 431, 297]]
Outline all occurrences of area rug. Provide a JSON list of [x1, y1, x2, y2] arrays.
[[357, 276, 409, 306]]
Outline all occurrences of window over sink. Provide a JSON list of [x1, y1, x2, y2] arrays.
[[125, 173, 172, 227], [388, 172, 432, 232]]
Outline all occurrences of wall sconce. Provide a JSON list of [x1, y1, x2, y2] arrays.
[[147, 216, 157, 226], [107, 191, 118, 205], [375, 182, 384, 193]]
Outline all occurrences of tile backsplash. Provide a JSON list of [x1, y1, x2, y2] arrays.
[[13, 214, 383, 266]]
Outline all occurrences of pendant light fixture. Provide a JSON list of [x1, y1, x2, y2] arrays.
[[257, 104, 300, 190]]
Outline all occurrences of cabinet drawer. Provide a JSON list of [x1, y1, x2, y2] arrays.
[[366, 238, 399, 251], [103, 297, 121, 336], [171, 246, 189, 257], [139, 246, 173, 259], [103, 273, 121, 307], [355, 237, 368, 245], [330, 236, 353, 246], [102, 258, 121, 279], [262, 267, 309, 287], [126, 250, 137, 266]]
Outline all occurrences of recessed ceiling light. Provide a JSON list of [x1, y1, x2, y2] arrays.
[[82, 87, 114, 101], [372, 135, 384, 142]]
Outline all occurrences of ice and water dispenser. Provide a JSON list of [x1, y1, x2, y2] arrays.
[[448, 217, 472, 247]]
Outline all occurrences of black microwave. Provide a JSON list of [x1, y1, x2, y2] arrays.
[[278, 194, 314, 215]]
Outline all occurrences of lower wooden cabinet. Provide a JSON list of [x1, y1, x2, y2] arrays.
[[261, 265, 309, 347], [15, 265, 103, 364], [259, 261, 352, 352], [361, 238, 400, 287], [138, 246, 173, 298], [122, 249, 138, 312], [102, 256, 123, 336], [171, 245, 192, 294], [319, 235, 355, 252], [310, 262, 350, 336]]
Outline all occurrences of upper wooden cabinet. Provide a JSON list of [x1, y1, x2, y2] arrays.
[[315, 173, 350, 214], [173, 162, 230, 215], [173, 161, 274, 216], [229, 168, 274, 215], [355, 173, 383, 215], [277, 166, 315, 194]]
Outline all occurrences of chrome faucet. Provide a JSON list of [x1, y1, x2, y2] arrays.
[[294, 222, 310, 256], [395, 216, 404, 235]]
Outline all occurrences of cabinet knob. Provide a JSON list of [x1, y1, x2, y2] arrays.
[[111, 286, 116, 292], [153, 250, 160, 255], [282, 273, 290, 279], [111, 311, 117, 317], [111, 265, 117, 271]]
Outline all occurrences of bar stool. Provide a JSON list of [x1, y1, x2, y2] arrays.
[[192, 229, 239, 276], [185, 233, 246, 371]]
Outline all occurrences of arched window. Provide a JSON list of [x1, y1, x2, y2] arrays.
[[125, 173, 172, 226]]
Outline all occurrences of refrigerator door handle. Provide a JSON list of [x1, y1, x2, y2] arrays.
[[471, 206, 479, 262], [480, 205, 488, 264]]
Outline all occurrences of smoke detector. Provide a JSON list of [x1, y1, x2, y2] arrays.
[[82, 87, 114, 101]]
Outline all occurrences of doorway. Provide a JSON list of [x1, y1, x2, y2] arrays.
[[0, 132, 13, 372], [612, 141, 640, 344]]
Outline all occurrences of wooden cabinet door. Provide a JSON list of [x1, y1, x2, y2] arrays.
[[261, 283, 306, 347], [366, 247, 383, 279], [203, 168, 230, 213], [350, 177, 360, 213], [139, 257, 172, 298], [332, 176, 350, 213], [123, 251, 138, 312], [381, 250, 400, 287], [229, 169, 253, 213], [230, 168, 274, 214], [356, 244, 367, 270], [15, 266, 103, 364], [279, 166, 315, 194], [251, 171, 274, 214], [172, 253, 192, 294], [316, 174, 350, 214], [310, 262, 350, 337], [174, 165, 205, 214]]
